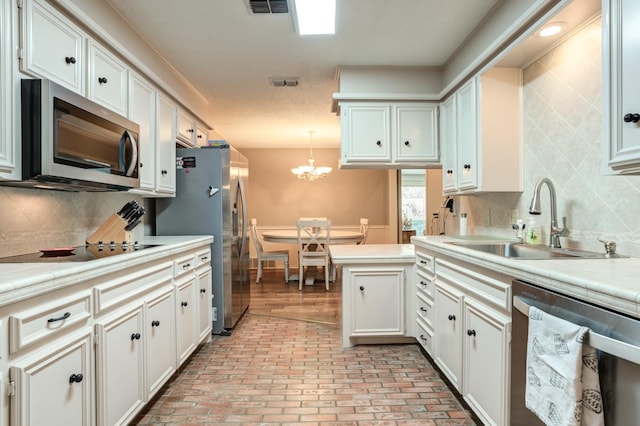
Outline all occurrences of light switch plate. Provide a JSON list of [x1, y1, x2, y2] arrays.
[[509, 209, 519, 224]]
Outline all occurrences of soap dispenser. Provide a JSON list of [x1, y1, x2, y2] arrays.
[[526, 218, 541, 244]]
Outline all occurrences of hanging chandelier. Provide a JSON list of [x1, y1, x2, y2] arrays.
[[291, 130, 332, 181]]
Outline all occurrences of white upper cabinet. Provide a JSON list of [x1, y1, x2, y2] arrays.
[[0, 0, 17, 179], [394, 104, 439, 163], [340, 102, 439, 168], [128, 71, 156, 193], [20, 0, 85, 95], [155, 92, 177, 195], [440, 67, 522, 194], [603, 0, 640, 174], [176, 109, 209, 147], [87, 40, 128, 116]]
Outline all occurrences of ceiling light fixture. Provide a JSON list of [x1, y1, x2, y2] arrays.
[[291, 0, 336, 35], [538, 21, 566, 37], [291, 130, 332, 181]]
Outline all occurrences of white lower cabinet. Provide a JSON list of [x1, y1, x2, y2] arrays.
[[9, 330, 93, 426], [414, 241, 512, 426], [95, 304, 145, 426], [434, 282, 463, 390], [352, 269, 404, 336], [196, 264, 213, 343], [145, 287, 177, 399], [175, 276, 198, 365], [2, 242, 213, 426], [463, 298, 510, 426], [341, 263, 415, 347]]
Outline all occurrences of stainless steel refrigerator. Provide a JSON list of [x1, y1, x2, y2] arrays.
[[155, 145, 249, 335]]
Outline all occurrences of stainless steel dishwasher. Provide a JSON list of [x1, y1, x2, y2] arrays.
[[511, 279, 640, 425]]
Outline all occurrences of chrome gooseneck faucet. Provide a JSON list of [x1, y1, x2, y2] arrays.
[[528, 178, 569, 248]]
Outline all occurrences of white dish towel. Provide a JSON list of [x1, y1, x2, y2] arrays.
[[525, 306, 604, 426]]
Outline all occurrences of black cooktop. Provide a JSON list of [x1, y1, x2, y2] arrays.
[[0, 242, 158, 263]]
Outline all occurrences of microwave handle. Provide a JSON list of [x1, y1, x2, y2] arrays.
[[118, 130, 138, 176]]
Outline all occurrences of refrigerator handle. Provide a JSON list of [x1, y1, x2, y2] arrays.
[[237, 178, 248, 258]]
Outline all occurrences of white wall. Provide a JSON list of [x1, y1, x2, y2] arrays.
[[456, 18, 640, 257]]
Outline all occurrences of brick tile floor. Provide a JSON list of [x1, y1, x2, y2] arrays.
[[133, 314, 479, 425]]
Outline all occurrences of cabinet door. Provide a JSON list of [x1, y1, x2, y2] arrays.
[[22, 0, 85, 94], [434, 283, 463, 390], [95, 305, 145, 426], [176, 276, 198, 364], [351, 269, 404, 336], [456, 79, 478, 191], [603, 0, 640, 173], [0, 0, 17, 178], [10, 331, 92, 426], [155, 92, 176, 194], [440, 96, 457, 192], [341, 104, 391, 162], [195, 124, 209, 147], [128, 72, 156, 192], [176, 109, 196, 146], [146, 287, 176, 399], [87, 40, 127, 115], [463, 299, 510, 426], [196, 265, 213, 343], [394, 104, 439, 162]]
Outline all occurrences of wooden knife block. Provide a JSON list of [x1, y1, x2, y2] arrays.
[[86, 213, 133, 245]]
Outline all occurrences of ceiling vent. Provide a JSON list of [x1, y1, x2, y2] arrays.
[[270, 77, 299, 87], [248, 0, 289, 14]]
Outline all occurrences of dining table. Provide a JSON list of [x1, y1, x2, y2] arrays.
[[261, 229, 364, 285]]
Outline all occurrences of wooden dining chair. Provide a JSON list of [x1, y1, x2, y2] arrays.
[[296, 219, 331, 291], [250, 218, 289, 283], [358, 218, 369, 244]]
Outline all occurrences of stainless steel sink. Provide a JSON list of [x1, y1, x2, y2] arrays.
[[445, 241, 616, 259]]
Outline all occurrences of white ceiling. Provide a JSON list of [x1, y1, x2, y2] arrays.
[[106, 0, 599, 149]]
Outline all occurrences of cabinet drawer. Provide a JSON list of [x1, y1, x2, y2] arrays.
[[436, 258, 511, 312], [195, 249, 211, 268], [174, 253, 196, 278], [9, 293, 91, 354], [416, 318, 434, 355], [416, 269, 434, 298], [416, 291, 434, 329], [93, 261, 173, 315], [415, 250, 434, 273]]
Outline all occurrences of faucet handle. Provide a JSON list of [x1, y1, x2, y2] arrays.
[[560, 216, 570, 236], [597, 237, 617, 257]]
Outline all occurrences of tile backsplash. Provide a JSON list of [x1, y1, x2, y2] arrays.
[[0, 187, 146, 257], [459, 17, 640, 257]]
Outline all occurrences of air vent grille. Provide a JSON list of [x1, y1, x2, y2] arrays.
[[249, 0, 289, 14]]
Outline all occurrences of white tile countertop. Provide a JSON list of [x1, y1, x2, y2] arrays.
[[413, 235, 640, 319], [0, 235, 213, 308], [330, 244, 415, 264]]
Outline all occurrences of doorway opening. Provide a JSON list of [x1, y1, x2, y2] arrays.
[[397, 169, 442, 242]]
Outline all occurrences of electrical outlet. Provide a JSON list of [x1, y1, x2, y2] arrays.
[[212, 307, 217, 321], [509, 209, 519, 224]]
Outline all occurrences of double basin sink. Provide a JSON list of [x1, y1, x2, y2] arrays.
[[446, 241, 618, 260]]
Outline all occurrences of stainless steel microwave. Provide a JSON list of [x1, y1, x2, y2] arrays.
[[15, 79, 140, 191]]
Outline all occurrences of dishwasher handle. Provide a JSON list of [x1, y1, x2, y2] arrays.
[[514, 296, 640, 366]]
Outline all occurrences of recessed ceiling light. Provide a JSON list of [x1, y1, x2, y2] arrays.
[[538, 21, 566, 37], [292, 0, 336, 35]]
